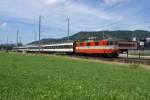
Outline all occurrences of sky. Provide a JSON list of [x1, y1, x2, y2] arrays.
[[0, 0, 150, 44]]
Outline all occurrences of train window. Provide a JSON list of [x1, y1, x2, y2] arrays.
[[65, 45, 72, 48], [59, 46, 61, 49], [63, 45, 66, 49], [70, 45, 72, 48], [61, 45, 63, 48], [87, 42, 90, 46], [95, 42, 99, 46], [56, 46, 59, 49], [70, 45, 73, 48], [66, 45, 69, 48], [57, 46, 59, 49]]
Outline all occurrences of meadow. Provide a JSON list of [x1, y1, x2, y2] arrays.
[[0, 52, 150, 100]]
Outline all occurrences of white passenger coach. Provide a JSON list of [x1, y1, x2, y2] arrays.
[[14, 42, 74, 54]]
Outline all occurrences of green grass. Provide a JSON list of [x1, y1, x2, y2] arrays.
[[0, 52, 150, 100]]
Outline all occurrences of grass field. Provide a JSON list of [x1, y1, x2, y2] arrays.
[[0, 53, 150, 100]]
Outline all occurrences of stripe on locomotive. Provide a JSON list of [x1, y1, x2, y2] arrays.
[[75, 45, 119, 54], [76, 45, 117, 50], [75, 49, 117, 54]]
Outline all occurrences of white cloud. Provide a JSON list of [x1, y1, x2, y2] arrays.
[[46, 0, 66, 5], [103, 0, 125, 5], [65, 2, 124, 21], [1, 22, 7, 27], [0, 0, 124, 22], [47, 0, 57, 4], [46, 0, 59, 5]]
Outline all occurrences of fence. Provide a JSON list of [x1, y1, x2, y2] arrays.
[[129, 50, 150, 56]]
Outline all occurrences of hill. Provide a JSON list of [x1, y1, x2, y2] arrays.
[[29, 30, 150, 45]]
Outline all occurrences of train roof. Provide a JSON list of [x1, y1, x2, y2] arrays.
[[25, 42, 74, 47], [14, 42, 74, 49], [75, 38, 133, 42], [42, 42, 73, 47]]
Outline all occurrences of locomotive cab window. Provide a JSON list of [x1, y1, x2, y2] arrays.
[[87, 42, 90, 46], [95, 42, 99, 46]]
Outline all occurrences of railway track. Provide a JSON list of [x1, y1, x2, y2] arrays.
[[65, 55, 150, 66], [116, 58, 150, 65]]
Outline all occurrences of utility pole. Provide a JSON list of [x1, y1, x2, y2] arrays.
[[17, 30, 19, 47], [35, 31, 37, 41], [39, 16, 42, 53], [67, 18, 70, 42], [6, 36, 8, 52], [19, 37, 22, 46]]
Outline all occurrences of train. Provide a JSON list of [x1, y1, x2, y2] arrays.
[[14, 39, 137, 57]]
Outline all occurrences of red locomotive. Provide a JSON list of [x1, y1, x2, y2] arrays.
[[74, 39, 137, 57]]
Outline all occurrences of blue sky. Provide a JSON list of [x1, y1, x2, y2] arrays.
[[0, 0, 150, 44]]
